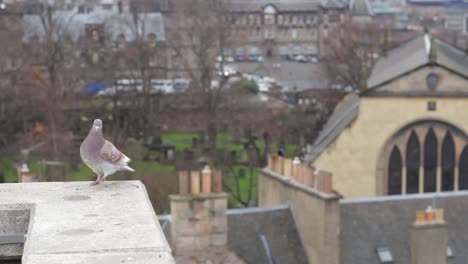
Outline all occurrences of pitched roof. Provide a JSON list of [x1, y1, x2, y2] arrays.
[[305, 92, 359, 162], [321, 0, 347, 9], [225, 0, 322, 12], [22, 8, 166, 42], [340, 191, 468, 263], [349, 0, 374, 16], [227, 205, 309, 264], [366, 34, 468, 89]]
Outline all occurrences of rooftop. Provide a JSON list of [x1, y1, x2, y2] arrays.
[[0, 181, 174, 264], [340, 191, 468, 263]]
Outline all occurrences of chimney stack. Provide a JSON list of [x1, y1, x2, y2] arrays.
[[170, 167, 227, 255], [410, 206, 447, 264]]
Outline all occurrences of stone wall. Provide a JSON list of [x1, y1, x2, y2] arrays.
[[258, 168, 340, 264], [169, 193, 228, 253]]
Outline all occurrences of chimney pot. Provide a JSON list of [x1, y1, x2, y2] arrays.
[[213, 170, 223, 193], [190, 171, 200, 195], [178, 170, 189, 195], [201, 166, 212, 194]]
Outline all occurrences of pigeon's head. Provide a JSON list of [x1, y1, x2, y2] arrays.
[[93, 119, 103, 131]]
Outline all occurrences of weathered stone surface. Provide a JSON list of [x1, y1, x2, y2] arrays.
[[0, 181, 174, 264]]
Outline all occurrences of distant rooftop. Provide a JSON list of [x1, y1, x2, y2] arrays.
[[0, 181, 174, 264], [22, 7, 166, 42], [367, 34, 468, 89]]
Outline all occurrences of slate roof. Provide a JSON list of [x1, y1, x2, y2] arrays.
[[225, 0, 322, 12], [305, 92, 359, 162], [157, 204, 308, 264], [22, 7, 166, 42], [366, 34, 468, 89], [340, 191, 468, 264], [227, 205, 308, 264]]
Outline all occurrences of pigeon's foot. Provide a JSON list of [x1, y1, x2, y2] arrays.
[[90, 179, 101, 186]]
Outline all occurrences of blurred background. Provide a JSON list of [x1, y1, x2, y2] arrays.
[[0, 0, 466, 215]]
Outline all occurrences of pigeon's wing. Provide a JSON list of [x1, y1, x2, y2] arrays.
[[99, 140, 125, 164]]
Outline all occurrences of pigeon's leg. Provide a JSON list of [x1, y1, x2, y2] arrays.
[[90, 173, 103, 186]]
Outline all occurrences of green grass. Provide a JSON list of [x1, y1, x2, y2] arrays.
[[1, 132, 299, 211], [223, 165, 258, 207], [0, 153, 18, 183]]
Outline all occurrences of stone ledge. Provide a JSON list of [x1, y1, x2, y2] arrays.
[[260, 168, 341, 200], [0, 181, 174, 264], [169, 193, 228, 201]]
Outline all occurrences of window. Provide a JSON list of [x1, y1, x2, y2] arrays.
[[388, 146, 402, 195], [264, 14, 274, 24], [426, 73, 439, 90], [427, 101, 436, 111], [406, 131, 420, 194], [460, 146, 468, 190], [291, 29, 297, 39], [278, 46, 288, 56], [387, 121, 468, 195], [424, 128, 437, 193], [329, 13, 340, 23], [311, 29, 317, 38], [305, 45, 317, 55], [376, 247, 394, 263], [278, 15, 283, 24], [263, 5, 276, 24], [441, 132, 455, 191], [248, 46, 260, 55], [264, 29, 275, 39], [292, 46, 302, 55]]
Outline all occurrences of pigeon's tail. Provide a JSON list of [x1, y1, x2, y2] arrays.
[[123, 165, 135, 172]]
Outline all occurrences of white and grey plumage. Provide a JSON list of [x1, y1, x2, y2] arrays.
[[80, 119, 135, 185]]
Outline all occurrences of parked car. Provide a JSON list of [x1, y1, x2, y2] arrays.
[[173, 78, 191, 91], [151, 79, 174, 94], [308, 56, 318, 63], [294, 55, 307, 63]]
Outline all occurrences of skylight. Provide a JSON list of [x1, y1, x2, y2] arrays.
[[376, 247, 394, 263], [447, 246, 455, 258]]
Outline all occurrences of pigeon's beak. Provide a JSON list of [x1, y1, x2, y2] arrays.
[[93, 125, 101, 131]]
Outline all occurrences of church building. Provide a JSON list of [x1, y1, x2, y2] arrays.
[[306, 34, 468, 198]]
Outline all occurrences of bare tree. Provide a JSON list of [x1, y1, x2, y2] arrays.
[[322, 21, 415, 90], [167, 0, 235, 155], [18, 4, 82, 162]]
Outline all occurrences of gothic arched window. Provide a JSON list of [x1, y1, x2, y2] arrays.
[[441, 132, 455, 191], [459, 146, 468, 190], [388, 146, 402, 195], [406, 131, 420, 194], [424, 128, 437, 193]]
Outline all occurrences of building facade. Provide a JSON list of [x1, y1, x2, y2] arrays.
[[222, 0, 347, 60]]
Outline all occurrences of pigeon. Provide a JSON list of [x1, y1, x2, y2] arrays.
[[80, 119, 135, 185]]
